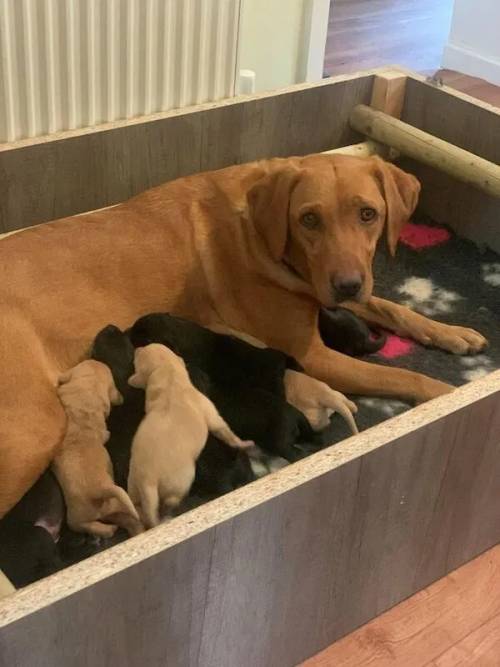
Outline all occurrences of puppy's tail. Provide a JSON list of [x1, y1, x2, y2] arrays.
[[321, 392, 359, 435], [338, 404, 359, 435], [138, 485, 161, 530], [101, 485, 140, 521]]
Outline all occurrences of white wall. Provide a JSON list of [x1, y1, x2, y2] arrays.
[[443, 0, 500, 85], [237, 0, 329, 93]]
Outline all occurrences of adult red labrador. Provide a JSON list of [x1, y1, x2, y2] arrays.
[[0, 153, 486, 516]]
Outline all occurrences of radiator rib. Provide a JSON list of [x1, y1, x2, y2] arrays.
[[0, 0, 240, 142]]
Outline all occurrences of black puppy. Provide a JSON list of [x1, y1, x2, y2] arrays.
[[187, 364, 257, 495], [57, 523, 127, 568], [130, 312, 302, 396], [318, 307, 386, 357], [215, 386, 314, 462], [191, 435, 256, 498], [0, 520, 62, 588], [130, 314, 315, 461], [91, 324, 145, 488], [0, 471, 64, 587]]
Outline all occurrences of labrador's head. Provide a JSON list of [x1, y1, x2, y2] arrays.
[[247, 154, 420, 307]]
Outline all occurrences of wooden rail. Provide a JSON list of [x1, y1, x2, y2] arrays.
[[350, 104, 500, 199]]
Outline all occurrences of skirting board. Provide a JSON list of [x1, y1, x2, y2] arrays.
[[442, 43, 500, 87]]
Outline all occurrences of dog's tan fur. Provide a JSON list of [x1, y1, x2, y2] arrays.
[[127, 345, 253, 528], [0, 153, 487, 517], [53, 360, 142, 537]]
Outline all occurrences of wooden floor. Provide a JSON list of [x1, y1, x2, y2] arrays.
[[324, 0, 454, 76], [324, 0, 500, 109], [437, 70, 500, 108], [301, 544, 500, 666]]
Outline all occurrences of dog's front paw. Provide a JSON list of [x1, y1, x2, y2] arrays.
[[417, 323, 488, 355]]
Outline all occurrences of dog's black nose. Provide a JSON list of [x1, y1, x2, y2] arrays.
[[333, 275, 362, 301]]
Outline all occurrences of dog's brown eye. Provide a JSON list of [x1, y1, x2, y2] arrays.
[[360, 207, 377, 223], [300, 212, 320, 230]]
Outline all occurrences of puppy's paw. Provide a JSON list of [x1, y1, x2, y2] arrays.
[[334, 392, 358, 414], [304, 408, 331, 432], [86, 522, 118, 539], [346, 398, 358, 413]]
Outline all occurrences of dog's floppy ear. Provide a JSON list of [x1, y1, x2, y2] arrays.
[[372, 157, 421, 256], [109, 385, 123, 406], [247, 167, 301, 262], [128, 373, 142, 388]]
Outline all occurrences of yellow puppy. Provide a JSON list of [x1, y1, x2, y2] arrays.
[[284, 370, 358, 434], [128, 344, 254, 529], [53, 360, 143, 537], [0, 569, 15, 600]]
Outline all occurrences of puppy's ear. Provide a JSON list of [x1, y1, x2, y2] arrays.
[[128, 373, 142, 388], [247, 167, 301, 262], [110, 385, 123, 406], [372, 157, 421, 256]]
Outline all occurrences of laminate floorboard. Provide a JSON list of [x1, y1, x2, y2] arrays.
[[324, 1, 500, 109], [301, 545, 500, 666], [324, 0, 454, 76]]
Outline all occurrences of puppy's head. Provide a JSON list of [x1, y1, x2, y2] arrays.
[[247, 154, 420, 307], [85, 361, 123, 413], [128, 347, 153, 389], [128, 344, 186, 388], [59, 360, 122, 415]]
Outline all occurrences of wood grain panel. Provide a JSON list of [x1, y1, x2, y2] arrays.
[[1, 374, 500, 667], [0, 114, 203, 235], [0, 75, 373, 234], [400, 78, 500, 252]]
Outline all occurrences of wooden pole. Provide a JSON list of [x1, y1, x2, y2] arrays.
[[350, 104, 500, 199]]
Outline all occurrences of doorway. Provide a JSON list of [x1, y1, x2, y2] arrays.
[[324, 0, 454, 76]]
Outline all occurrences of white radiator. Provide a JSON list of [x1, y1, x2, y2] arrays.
[[0, 0, 241, 143]]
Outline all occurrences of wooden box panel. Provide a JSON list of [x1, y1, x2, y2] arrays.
[[0, 74, 373, 234], [401, 76, 500, 252]]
